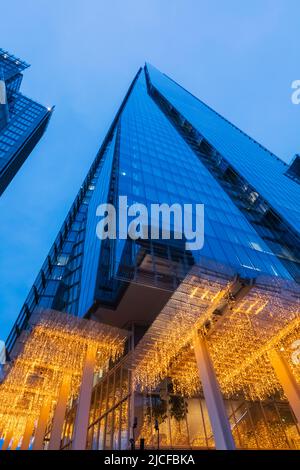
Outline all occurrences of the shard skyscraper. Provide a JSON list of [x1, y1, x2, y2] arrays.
[[2, 64, 300, 451]]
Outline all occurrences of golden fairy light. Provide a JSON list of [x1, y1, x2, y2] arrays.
[[206, 278, 300, 400], [133, 267, 300, 402], [133, 264, 234, 391], [0, 310, 128, 441]]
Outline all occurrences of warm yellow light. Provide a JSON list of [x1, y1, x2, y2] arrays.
[[0, 310, 127, 440], [133, 269, 300, 402]]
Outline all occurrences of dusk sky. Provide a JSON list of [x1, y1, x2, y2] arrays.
[[0, 0, 299, 340]]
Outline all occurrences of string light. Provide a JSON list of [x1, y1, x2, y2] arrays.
[[133, 264, 233, 391], [207, 280, 300, 400]]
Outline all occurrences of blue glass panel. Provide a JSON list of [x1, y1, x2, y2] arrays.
[[146, 63, 300, 235], [115, 70, 291, 279]]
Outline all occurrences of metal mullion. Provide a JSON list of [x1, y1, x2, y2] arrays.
[[103, 378, 110, 449], [259, 401, 276, 449], [110, 369, 117, 449], [94, 382, 104, 449]]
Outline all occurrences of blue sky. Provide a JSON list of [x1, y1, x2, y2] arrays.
[[0, 0, 299, 340]]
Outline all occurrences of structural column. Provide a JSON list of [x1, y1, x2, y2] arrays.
[[1, 431, 13, 450], [193, 331, 236, 450], [48, 374, 71, 450], [72, 343, 97, 450], [32, 398, 52, 450], [269, 348, 300, 424], [129, 368, 135, 435], [20, 417, 35, 450]]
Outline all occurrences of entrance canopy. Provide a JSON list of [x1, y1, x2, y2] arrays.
[[0, 310, 128, 441], [132, 264, 300, 401], [132, 262, 236, 390]]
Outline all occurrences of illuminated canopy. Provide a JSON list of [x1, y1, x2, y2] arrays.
[[133, 265, 300, 401], [0, 310, 128, 441]]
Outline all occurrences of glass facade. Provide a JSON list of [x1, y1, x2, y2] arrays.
[[59, 372, 300, 450], [146, 64, 300, 235], [58, 358, 131, 450], [7, 62, 300, 351], [5, 63, 300, 451], [78, 131, 117, 316], [115, 71, 291, 281], [146, 64, 300, 281], [0, 48, 52, 196]]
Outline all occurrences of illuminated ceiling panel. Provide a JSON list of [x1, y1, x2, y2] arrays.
[[0, 310, 128, 439]]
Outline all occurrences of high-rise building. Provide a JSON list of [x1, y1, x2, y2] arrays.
[[0, 48, 52, 196], [1, 64, 300, 451]]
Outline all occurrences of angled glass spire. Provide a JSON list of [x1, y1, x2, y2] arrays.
[[146, 63, 300, 234], [6, 64, 300, 355]]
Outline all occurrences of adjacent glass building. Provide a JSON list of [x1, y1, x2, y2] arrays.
[[2, 64, 300, 451], [0, 48, 52, 196]]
